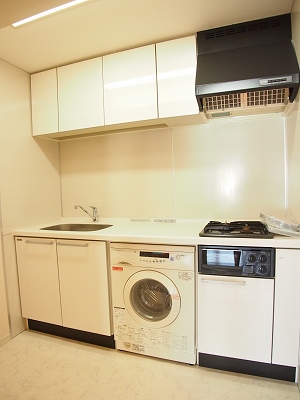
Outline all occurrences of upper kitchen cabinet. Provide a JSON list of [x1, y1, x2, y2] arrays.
[[156, 36, 199, 119], [31, 37, 207, 139], [103, 45, 158, 125], [57, 58, 104, 132], [31, 69, 58, 136]]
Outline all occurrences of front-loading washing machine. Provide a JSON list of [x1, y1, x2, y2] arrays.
[[110, 242, 196, 364]]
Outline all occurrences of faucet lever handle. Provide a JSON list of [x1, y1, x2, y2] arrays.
[[89, 206, 98, 222]]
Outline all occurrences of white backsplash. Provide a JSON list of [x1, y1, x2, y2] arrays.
[[60, 115, 286, 220]]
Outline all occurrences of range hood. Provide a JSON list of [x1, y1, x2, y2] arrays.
[[195, 14, 300, 118]]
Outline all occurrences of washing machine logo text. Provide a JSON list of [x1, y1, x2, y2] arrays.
[[112, 266, 123, 271]]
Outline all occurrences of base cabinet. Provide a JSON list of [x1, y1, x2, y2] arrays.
[[0, 235, 11, 344], [15, 237, 62, 325], [272, 249, 300, 367], [197, 275, 274, 363], [15, 237, 112, 336], [57, 240, 111, 335]]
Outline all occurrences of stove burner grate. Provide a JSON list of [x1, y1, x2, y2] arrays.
[[200, 220, 274, 238]]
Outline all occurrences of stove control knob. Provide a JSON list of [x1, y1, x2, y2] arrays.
[[258, 254, 268, 263], [247, 254, 256, 263], [257, 265, 268, 275]]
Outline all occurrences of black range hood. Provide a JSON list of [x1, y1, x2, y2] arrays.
[[195, 14, 300, 115]]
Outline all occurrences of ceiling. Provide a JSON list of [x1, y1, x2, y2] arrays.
[[0, 0, 295, 74]]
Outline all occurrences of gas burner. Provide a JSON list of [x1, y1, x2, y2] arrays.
[[199, 220, 274, 238]]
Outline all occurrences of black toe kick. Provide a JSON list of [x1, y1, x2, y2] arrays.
[[198, 353, 296, 382], [28, 319, 115, 349]]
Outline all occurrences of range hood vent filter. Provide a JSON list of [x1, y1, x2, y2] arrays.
[[204, 89, 288, 118], [247, 88, 287, 107], [204, 93, 242, 112], [196, 14, 300, 117]]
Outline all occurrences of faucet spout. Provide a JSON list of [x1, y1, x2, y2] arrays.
[[74, 205, 98, 222]]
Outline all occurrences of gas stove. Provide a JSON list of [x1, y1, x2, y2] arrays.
[[199, 220, 274, 238]]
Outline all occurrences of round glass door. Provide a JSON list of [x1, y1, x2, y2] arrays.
[[130, 278, 172, 321], [124, 270, 181, 328]]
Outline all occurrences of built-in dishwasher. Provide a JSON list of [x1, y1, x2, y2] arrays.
[[197, 245, 275, 377]]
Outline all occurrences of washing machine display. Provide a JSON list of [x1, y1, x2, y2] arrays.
[[110, 243, 196, 364]]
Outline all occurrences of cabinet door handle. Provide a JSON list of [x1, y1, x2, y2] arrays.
[[25, 240, 54, 245], [201, 277, 246, 286], [57, 242, 88, 247]]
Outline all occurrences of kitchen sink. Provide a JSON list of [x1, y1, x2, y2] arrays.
[[40, 223, 112, 232]]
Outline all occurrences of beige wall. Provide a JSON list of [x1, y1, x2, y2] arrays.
[[288, 1, 300, 221], [0, 60, 61, 234], [0, 58, 61, 338], [60, 115, 285, 221]]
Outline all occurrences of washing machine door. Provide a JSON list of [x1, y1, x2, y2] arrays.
[[124, 270, 180, 328]]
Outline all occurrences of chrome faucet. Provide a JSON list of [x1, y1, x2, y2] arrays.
[[74, 205, 98, 222]]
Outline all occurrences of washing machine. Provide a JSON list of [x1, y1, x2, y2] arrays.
[[110, 242, 196, 364]]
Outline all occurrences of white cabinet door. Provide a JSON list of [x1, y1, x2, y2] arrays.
[[198, 275, 274, 363], [57, 57, 104, 132], [15, 237, 62, 325], [156, 36, 199, 118], [31, 69, 58, 136], [272, 249, 300, 367], [103, 45, 157, 125], [57, 240, 112, 335]]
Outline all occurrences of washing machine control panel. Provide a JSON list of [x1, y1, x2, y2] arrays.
[[111, 244, 195, 270], [139, 250, 184, 264]]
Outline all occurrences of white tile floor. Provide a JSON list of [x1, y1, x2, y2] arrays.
[[0, 330, 299, 400]]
